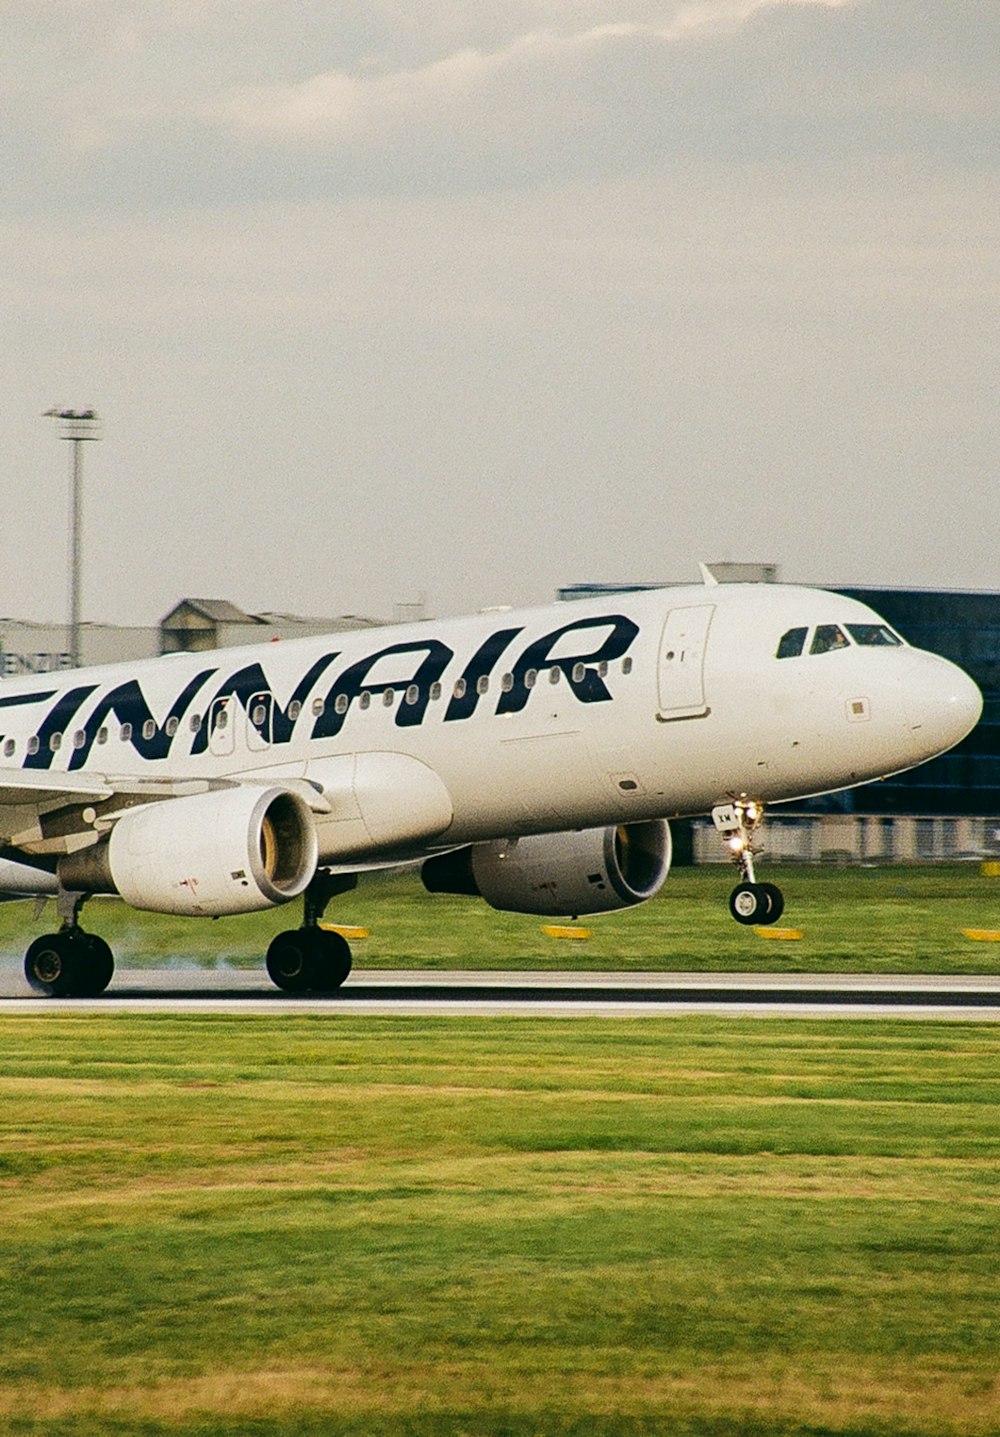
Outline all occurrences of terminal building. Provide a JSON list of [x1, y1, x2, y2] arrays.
[[0, 599, 380, 676]]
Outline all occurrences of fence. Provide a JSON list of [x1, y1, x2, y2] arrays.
[[691, 814, 1000, 865]]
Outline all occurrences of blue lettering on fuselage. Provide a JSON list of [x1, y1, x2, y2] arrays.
[[12, 614, 640, 769], [496, 614, 639, 713], [313, 641, 453, 739], [191, 653, 341, 755]]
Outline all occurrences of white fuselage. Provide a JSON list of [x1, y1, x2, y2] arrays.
[[0, 582, 982, 871]]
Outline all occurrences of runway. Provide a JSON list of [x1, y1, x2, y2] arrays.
[[2, 966, 1000, 1018]]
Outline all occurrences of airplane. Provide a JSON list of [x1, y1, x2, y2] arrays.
[[0, 575, 982, 997]]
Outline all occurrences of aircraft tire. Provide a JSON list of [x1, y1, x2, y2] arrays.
[[24, 932, 83, 997], [758, 882, 785, 924], [728, 882, 776, 926], [309, 928, 352, 992], [266, 929, 317, 993], [73, 934, 115, 996]]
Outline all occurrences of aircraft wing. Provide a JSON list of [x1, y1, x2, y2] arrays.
[[0, 771, 115, 807], [0, 770, 331, 861]]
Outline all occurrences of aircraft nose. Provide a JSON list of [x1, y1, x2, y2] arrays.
[[906, 652, 982, 758]]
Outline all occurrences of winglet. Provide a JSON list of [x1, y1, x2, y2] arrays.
[[698, 563, 719, 586]]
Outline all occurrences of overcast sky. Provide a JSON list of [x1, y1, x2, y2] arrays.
[[2, 0, 998, 626]]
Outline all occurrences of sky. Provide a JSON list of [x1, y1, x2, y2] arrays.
[[2, 0, 998, 626]]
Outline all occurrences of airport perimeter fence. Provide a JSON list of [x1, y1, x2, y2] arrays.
[[690, 813, 1000, 866]]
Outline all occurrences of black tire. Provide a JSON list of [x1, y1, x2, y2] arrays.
[[729, 882, 772, 926], [758, 882, 785, 925], [266, 929, 318, 993], [74, 934, 115, 997], [24, 933, 82, 997], [309, 928, 352, 992]]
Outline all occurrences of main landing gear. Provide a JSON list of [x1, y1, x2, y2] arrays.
[[24, 891, 115, 997], [265, 872, 358, 994], [24, 872, 360, 999], [712, 799, 785, 926]]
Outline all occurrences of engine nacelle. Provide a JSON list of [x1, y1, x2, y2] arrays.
[[422, 820, 671, 917], [59, 786, 318, 917]]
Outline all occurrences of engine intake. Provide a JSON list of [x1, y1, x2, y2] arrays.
[[59, 786, 318, 916], [422, 820, 671, 917]]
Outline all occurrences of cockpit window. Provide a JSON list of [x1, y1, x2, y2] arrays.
[[810, 624, 849, 655], [776, 627, 808, 659], [846, 623, 903, 648]]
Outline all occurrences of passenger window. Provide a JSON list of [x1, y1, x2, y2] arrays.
[[27, 736, 40, 756], [776, 627, 807, 659], [811, 625, 850, 655], [846, 624, 903, 648], [334, 694, 349, 716], [3, 738, 14, 757]]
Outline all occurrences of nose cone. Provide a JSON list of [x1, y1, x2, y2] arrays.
[[906, 652, 982, 760]]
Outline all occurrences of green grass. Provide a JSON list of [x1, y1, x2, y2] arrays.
[[0, 1016, 998, 1436], [3, 863, 1000, 974]]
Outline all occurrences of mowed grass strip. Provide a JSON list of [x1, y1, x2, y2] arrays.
[[3, 863, 1000, 975], [0, 1016, 998, 1437]]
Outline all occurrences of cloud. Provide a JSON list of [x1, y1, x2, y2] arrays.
[[4, 0, 997, 217]]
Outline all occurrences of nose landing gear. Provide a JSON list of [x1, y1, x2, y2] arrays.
[[712, 799, 785, 926]]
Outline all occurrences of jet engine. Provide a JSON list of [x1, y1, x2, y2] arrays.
[[59, 786, 318, 917], [422, 820, 671, 917]]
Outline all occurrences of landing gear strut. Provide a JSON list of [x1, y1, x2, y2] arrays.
[[712, 799, 784, 926], [265, 872, 358, 994], [24, 889, 115, 997]]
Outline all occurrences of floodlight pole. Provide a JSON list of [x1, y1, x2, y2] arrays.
[[44, 409, 102, 668]]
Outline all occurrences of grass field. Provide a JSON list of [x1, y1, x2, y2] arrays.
[[2, 863, 1000, 976], [1, 1014, 998, 1437]]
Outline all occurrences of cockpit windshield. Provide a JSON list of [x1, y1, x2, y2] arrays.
[[776, 621, 906, 659], [810, 624, 849, 655], [846, 623, 903, 647]]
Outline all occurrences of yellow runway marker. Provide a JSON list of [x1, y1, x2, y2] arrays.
[[981, 862, 1000, 877], [542, 925, 591, 941], [320, 924, 370, 940], [754, 927, 804, 941], [961, 929, 1000, 942]]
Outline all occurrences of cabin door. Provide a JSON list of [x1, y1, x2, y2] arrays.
[[656, 604, 714, 719]]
